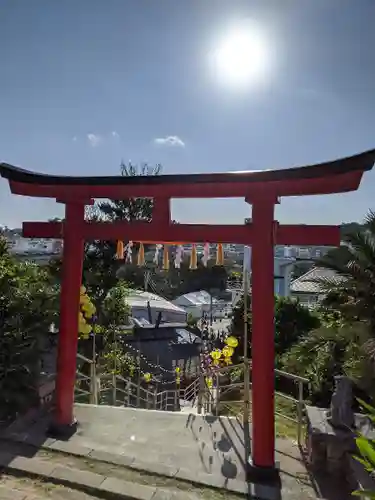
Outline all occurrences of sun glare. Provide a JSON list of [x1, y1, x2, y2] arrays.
[[212, 23, 269, 88]]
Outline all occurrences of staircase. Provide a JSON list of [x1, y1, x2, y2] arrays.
[[75, 353, 202, 413], [75, 354, 309, 445]]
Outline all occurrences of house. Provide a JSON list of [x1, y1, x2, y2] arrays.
[[290, 267, 344, 308], [118, 322, 203, 391], [126, 290, 187, 323]]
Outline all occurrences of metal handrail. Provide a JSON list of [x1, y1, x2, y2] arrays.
[[211, 362, 308, 445]]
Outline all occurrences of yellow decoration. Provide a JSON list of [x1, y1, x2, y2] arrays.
[[176, 376, 181, 385], [189, 244, 197, 270], [224, 357, 233, 366], [80, 295, 87, 305], [205, 377, 213, 389], [222, 346, 234, 358], [80, 285, 86, 295], [210, 349, 222, 361], [216, 243, 224, 266], [116, 240, 124, 260], [163, 245, 169, 271], [143, 372, 152, 383], [137, 242, 145, 267], [225, 336, 238, 348], [175, 367, 180, 373]]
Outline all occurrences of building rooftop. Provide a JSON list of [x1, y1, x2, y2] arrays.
[[290, 266, 345, 294]]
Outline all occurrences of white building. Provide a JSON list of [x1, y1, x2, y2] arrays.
[[126, 290, 187, 324], [172, 290, 226, 319], [7, 235, 62, 255]]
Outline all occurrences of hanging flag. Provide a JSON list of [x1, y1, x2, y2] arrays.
[[137, 242, 145, 267], [202, 243, 210, 267], [189, 244, 197, 270], [153, 244, 162, 265], [116, 241, 124, 260], [216, 243, 224, 266], [174, 245, 183, 268], [126, 241, 133, 263], [163, 244, 170, 270]]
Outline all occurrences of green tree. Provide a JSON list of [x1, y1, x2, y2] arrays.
[[117, 254, 228, 300], [48, 161, 162, 303], [84, 161, 162, 302], [0, 236, 59, 421], [281, 322, 374, 406], [315, 210, 375, 332], [229, 295, 320, 363]]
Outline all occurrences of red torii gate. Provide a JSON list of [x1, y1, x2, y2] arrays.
[[1, 149, 374, 476]]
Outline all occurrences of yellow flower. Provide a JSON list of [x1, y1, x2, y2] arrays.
[[222, 346, 234, 358], [225, 336, 238, 348], [175, 367, 181, 373], [205, 377, 213, 388], [224, 357, 233, 365], [210, 349, 222, 360], [143, 373, 152, 383]]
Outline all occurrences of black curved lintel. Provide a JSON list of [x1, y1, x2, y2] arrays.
[[0, 149, 374, 186]]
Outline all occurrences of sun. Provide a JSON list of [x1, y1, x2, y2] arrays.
[[212, 24, 268, 88]]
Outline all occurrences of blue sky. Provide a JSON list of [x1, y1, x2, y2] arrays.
[[1, 0, 375, 228]]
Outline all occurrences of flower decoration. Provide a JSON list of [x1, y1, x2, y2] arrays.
[[210, 349, 222, 366], [222, 345, 234, 358], [78, 286, 97, 339], [143, 372, 152, 383], [225, 336, 238, 348]]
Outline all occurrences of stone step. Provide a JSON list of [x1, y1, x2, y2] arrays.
[[0, 440, 243, 500], [0, 474, 104, 500]]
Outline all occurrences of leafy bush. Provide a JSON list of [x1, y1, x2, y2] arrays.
[[353, 400, 375, 499], [281, 322, 374, 406], [0, 237, 59, 422]]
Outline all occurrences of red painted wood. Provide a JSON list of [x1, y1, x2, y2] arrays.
[[23, 221, 341, 246], [9, 170, 363, 199], [250, 198, 276, 468], [54, 203, 85, 427]]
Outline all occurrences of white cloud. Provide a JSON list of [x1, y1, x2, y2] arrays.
[[111, 131, 119, 138], [87, 133, 101, 147], [153, 135, 185, 147]]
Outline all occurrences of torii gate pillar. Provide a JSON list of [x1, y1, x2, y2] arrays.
[[51, 202, 85, 434], [250, 194, 277, 471]]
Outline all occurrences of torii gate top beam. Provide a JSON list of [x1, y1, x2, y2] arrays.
[[0, 149, 374, 200]]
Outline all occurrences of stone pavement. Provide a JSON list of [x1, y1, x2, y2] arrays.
[[1, 404, 322, 499]]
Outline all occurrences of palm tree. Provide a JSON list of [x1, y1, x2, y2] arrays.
[[313, 210, 375, 333]]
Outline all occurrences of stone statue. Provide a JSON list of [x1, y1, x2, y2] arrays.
[[327, 375, 354, 429]]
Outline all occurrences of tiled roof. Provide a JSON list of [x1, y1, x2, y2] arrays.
[[290, 267, 345, 294]]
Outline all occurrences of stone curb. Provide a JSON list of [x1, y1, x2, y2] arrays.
[[0, 434, 249, 496], [0, 451, 195, 500]]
